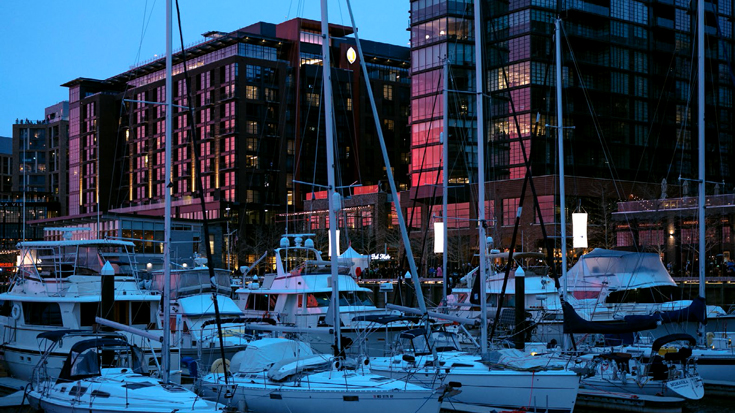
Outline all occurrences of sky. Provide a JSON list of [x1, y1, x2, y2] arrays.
[[0, 0, 410, 138]]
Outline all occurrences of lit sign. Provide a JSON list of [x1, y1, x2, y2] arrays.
[[370, 253, 392, 260], [346, 47, 357, 64], [0, 263, 13, 268]]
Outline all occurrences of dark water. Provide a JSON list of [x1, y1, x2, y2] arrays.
[[683, 398, 735, 413], [574, 397, 735, 413]]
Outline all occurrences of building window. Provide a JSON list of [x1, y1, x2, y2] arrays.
[[306, 92, 321, 107], [502, 198, 520, 226], [245, 155, 259, 168], [246, 189, 260, 203], [384, 119, 395, 131], [535, 195, 555, 224], [246, 121, 258, 135], [246, 86, 259, 100], [616, 231, 633, 247], [383, 85, 393, 101]]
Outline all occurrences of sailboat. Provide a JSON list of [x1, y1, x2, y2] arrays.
[[25, 3, 227, 411], [372, 4, 580, 412], [25, 331, 223, 413], [196, 3, 442, 413], [606, 0, 735, 393], [546, 10, 706, 405]]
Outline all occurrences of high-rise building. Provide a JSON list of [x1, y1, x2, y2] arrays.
[[407, 0, 734, 267], [2, 103, 68, 248], [0, 136, 11, 196], [54, 18, 410, 267]]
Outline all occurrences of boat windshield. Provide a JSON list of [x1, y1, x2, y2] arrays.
[[304, 291, 373, 307], [429, 331, 462, 352], [67, 343, 146, 380], [152, 268, 231, 298]]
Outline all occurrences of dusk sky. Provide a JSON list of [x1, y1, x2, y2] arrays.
[[0, 0, 409, 138]]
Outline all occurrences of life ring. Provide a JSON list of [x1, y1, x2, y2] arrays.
[[11, 304, 21, 320], [210, 358, 231, 373]]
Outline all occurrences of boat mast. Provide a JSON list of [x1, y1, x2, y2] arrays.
[[474, 0, 488, 355], [442, 59, 449, 302], [343, 0, 428, 316], [320, 0, 341, 355], [555, 17, 568, 350], [162, 0, 172, 384], [697, 0, 705, 343]]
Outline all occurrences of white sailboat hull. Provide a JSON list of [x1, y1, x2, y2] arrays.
[[580, 375, 704, 400], [200, 370, 441, 413], [371, 367, 579, 413], [26, 371, 222, 413]]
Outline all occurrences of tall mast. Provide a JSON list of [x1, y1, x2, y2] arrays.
[[320, 0, 341, 355], [697, 0, 705, 342], [474, 0, 488, 355], [442, 59, 449, 301], [555, 17, 568, 350], [162, 0, 173, 383], [344, 0, 428, 315]]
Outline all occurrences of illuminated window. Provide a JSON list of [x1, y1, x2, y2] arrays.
[[246, 86, 259, 100], [306, 92, 320, 107], [383, 85, 393, 101]]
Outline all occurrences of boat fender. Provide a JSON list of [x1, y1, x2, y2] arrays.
[[11, 304, 21, 320], [211, 358, 231, 373], [706, 332, 714, 347]]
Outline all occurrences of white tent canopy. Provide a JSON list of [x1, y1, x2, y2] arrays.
[[339, 246, 370, 278]]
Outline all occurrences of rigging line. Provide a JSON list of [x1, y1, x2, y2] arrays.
[[706, 12, 727, 184], [401, 58, 446, 261], [174, 0, 229, 385], [310, 73, 324, 215], [670, 22, 698, 187], [648, 51, 678, 181], [630, 46, 692, 200], [486, 15, 560, 263], [408, 1, 475, 254], [561, 24, 650, 249], [110, 0, 160, 211], [561, 23, 624, 201], [331, 53, 360, 185]]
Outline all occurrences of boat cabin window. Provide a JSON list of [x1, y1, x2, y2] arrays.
[[0, 301, 11, 317], [605, 286, 681, 304], [130, 302, 152, 326], [22, 302, 62, 326], [487, 293, 514, 307], [80, 303, 100, 326], [245, 294, 277, 311], [339, 291, 373, 306], [306, 293, 331, 308]]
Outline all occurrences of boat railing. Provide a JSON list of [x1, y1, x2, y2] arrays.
[[15, 244, 145, 297]]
